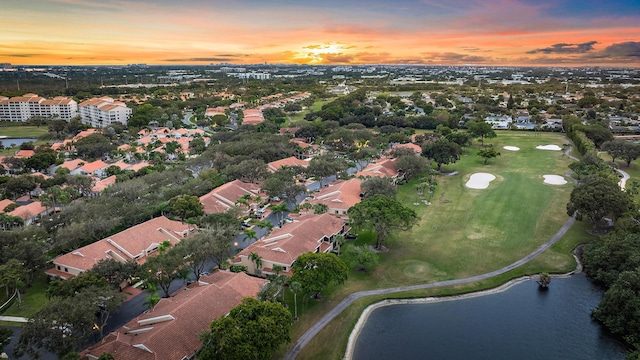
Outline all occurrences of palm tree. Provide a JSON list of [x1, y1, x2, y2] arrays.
[[313, 203, 328, 214], [244, 228, 257, 243], [290, 281, 302, 320], [256, 219, 274, 231], [333, 234, 346, 256], [249, 252, 263, 275], [271, 202, 289, 227]]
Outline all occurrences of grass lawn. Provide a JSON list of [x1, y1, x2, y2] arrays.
[[286, 131, 596, 359], [2, 273, 50, 321], [287, 98, 335, 125], [0, 125, 49, 138]]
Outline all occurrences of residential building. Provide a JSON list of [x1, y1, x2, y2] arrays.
[[0, 93, 78, 122], [199, 180, 263, 214], [71, 160, 109, 178], [307, 178, 362, 217], [231, 213, 345, 277], [267, 156, 309, 172], [46, 216, 191, 280], [355, 157, 399, 179], [78, 96, 132, 128], [82, 271, 266, 360], [8, 201, 53, 226]]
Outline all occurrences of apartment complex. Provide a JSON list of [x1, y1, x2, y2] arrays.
[[78, 96, 132, 128], [0, 93, 78, 122]]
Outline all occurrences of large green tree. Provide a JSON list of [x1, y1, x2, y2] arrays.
[[175, 226, 234, 279], [566, 175, 632, 228], [467, 122, 496, 146], [592, 269, 640, 348], [348, 194, 419, 249], [198, 298, 292, 360], [167, 195, 204, 222], [138, 250, 184, 298], [306, 155, 349, 188], [291, 252, 348, 299], [75, 134, 115, 159], [15, 286, 123, 358], [422, 139, 461, 171], [361, 177, 396, 199]]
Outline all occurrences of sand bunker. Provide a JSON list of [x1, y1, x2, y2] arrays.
[[503, 146, 520, 151], [543, 175, 567, 185], [536, 145, 562, 151], [466, 173, 496, 189]]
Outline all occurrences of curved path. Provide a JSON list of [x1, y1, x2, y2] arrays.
[[284, 216, 576, 360]]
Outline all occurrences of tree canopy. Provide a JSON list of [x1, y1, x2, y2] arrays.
[[198, 298, 292, 360], [291, 252, 348, 299], [422, 139, 461, 171], [566, 175, 632, 227], [348, 194, 419, 249]]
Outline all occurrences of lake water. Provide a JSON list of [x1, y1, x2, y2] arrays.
[[352, 273, 627, 360], [0, 137, 36, 148]]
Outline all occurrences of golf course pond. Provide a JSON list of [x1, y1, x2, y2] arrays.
[[351, 273, 627, 360]]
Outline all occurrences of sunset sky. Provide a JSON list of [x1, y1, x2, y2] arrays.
[[2, 0, 640, 66]]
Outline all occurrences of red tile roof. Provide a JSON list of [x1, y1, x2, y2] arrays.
[[308, 178, 362, 214], [356, 157, 398, 178], [234, 213, 343, 267], [267, 156, 309, 172], [83, 271, 266, 360], [59, 159, 86, 171], [51, 216, 191, 276], [0, 199, 17, 213], [79, 160, 108, 173], [9, 201, 47, 221], [199, 180, 262, 214]]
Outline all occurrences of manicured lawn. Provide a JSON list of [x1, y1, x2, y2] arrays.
[[2, 273, 50, 320], [285, 131, 591, 359], [0, 125, 49, 138], [287, 98, 335, 125]]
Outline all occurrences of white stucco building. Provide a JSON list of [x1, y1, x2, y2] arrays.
[[0, 93, 78, 122], [78, 96, 132, 127]]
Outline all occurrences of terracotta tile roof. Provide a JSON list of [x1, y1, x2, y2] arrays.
[[233, 213, 343, 267], [126, 162, 151, 172], [0, 199, 16, 212], [52, 216, 191, 276], [83, 271, 266, 360], [110, 161, 131, 170], [199, 180, 262, 214], [73, 129, 98, 140], [59, 159, 86, 171], [267, 156, 309, 172], [92, 175, 117, 193], [51, 139, 73, 151], [391, 142, 422, 154], [9, 201, 47, 221], [79, 160, 108, 173], [356, 157, 398, 178], [14, 150, 35, 158], [308, 178, 362, 213]]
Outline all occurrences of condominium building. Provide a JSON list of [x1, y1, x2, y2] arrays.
[[78, 96, 132, 128], [0, 93, 78, 122]]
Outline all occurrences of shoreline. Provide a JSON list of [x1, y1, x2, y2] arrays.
[[343, 250, 583, 360]]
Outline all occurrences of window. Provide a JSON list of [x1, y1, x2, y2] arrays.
[[57, 265, 61, 270], [64, 267, 68, 272]]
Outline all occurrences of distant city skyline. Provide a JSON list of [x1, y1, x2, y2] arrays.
[[2, 0, 640, 67]]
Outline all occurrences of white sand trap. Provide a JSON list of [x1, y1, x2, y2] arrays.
[[466, 173, 496, 189], [543, 175, 567, 185], [536, 144, 562, 151], [503, 146, 520, 151]]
